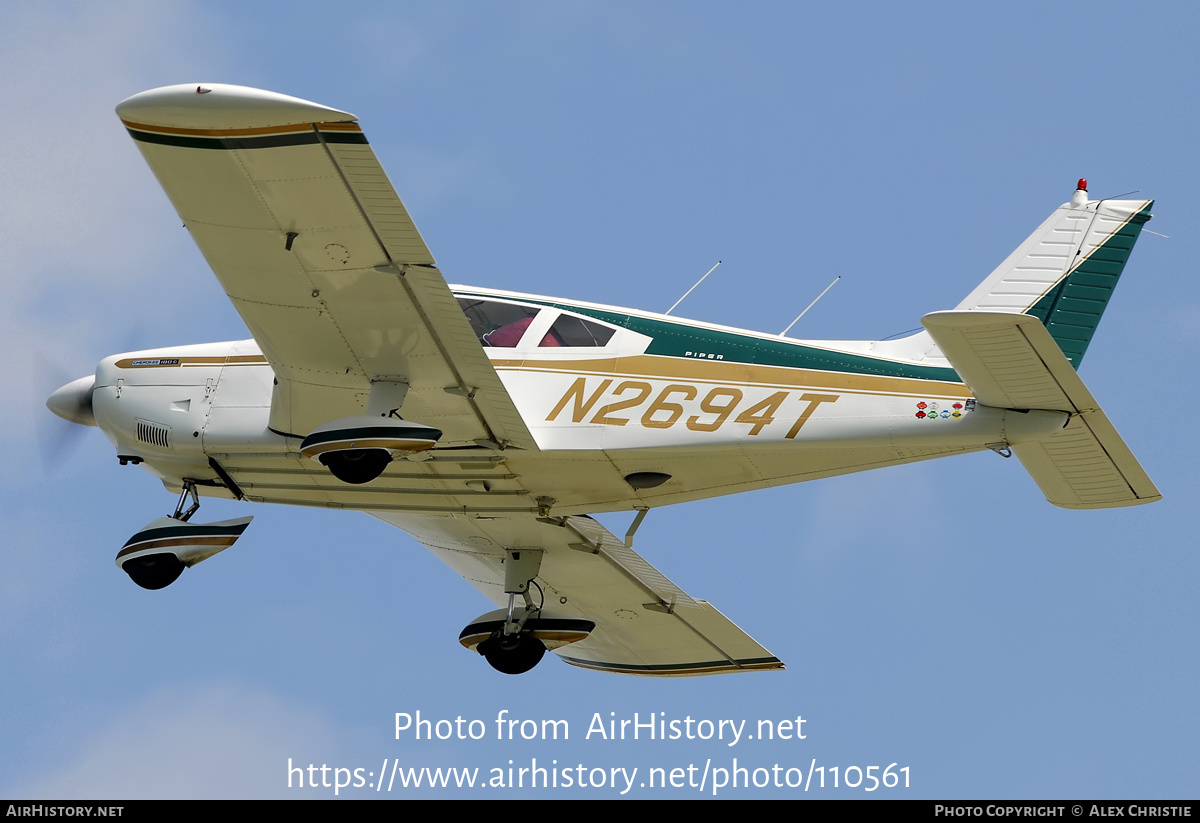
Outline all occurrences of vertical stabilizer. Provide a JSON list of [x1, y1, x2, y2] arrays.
[[871, 182, 1152, 369], [954, 182, 1153, 368]]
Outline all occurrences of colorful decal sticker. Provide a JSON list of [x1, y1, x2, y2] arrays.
[[915, 399, 974, 421]]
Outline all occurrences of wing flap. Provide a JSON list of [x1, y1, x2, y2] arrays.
[[922, 311, 1160, 509], [560, 515, 700, 610]]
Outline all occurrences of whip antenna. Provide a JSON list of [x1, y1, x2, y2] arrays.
[[779, 275, 840, 337], [665, 260, 721, 315]]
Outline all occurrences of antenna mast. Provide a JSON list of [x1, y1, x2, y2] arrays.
[[665, 260, 722, 316], [779, 276, 840, 337]]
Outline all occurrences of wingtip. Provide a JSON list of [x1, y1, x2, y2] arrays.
[[116, 83, 356, 130]]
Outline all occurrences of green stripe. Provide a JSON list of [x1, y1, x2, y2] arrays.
[[559, 654, 783, 674], [122, 522, 250, 548], [126, 128, 368, 151], [454, 291, 961, 383], [1027, 202, 1152, 368], [459, 617, 596, 639], [300, 424, 442, 450]]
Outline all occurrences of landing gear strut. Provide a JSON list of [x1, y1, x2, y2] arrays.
[[459, 549, 596, 674], [121, 481, 200, 589], [172, 480, 201, 522], [482, 548, 546, 674]]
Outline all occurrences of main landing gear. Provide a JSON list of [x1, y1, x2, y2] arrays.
[[299, 382, 442, 485], [478, 630, 547, 675], [122, 550, 186, 590], [458, 549, 595, 675], [484, 548, 547, 675]]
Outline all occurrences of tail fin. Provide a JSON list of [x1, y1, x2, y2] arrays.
[[883, 183, 1153, 369], [954, 183, 1153, 368]]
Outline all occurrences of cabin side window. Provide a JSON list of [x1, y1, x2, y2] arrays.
[[540, 314, 615, 347], [457, 298, 540, 347]]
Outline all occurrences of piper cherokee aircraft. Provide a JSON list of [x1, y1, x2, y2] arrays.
[[47, 83, 1161, 676]]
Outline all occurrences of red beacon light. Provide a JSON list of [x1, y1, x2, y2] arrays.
[[1070, 178, 1089, 207]]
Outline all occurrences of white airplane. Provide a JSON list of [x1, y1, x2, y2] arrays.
[[48, 84, 1160, 677]]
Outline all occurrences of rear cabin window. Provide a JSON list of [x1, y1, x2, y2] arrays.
[[541, 314, 615, 347]]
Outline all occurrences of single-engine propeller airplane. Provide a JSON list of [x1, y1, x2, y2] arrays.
[[48, 83, 1160, 676]]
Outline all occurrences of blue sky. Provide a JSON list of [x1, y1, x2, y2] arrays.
[[2, 1, 1197, 798]]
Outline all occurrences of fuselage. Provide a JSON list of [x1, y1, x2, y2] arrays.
[[82, 286, 1067, 518]]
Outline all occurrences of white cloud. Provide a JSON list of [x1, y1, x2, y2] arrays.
[[5, 682, 343, 799], [0, 1, 230, 476]]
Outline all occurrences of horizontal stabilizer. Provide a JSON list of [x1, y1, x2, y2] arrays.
[[922, 311, 1160, 509]]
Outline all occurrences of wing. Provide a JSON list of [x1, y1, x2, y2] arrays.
[[375, 510, 783, 676], [117, 83, 536, 449]]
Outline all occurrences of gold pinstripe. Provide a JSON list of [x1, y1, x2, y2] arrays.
[[116, 536, 237, 559], [493, 355, 973, 399], [115, 355, 269, 369], [1024, 201, 1151, 308], [120, 119, 361, 137], [300, 439, 436, 458]]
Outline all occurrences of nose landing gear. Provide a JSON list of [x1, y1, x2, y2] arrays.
[[116, 480, 253, 590], [122, 551, 186, 590]]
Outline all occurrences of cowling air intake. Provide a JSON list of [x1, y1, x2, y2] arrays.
[[300, 416, 442, 484]]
